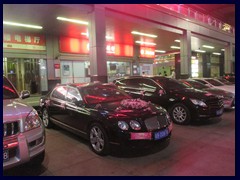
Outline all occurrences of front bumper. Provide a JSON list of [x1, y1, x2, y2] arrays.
[[194, 106, 224, 119], [3, 126, 45, 170]]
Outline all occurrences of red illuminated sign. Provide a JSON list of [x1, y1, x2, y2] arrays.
[[59, 36, 89, 54], [59, 36, 133, 57], [3, 33, 46, 51], [140, 47, 155, 58]]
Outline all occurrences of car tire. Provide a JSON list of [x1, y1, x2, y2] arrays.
[[169, 103, 191, 125], [89, 123, 109, 156], [29, 151, 45, 167], [42, 108, 53, 128]]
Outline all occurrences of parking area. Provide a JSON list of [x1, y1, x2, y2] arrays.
[[4, 109, 235, 176]]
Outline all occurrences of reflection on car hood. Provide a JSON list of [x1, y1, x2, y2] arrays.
[[171, 88, 217, 100], [3, 99, 33, 122], [89, 99, 166, 118]]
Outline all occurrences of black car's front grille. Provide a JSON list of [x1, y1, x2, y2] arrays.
[[3, 121, 19, 138], [144, 115, 168, 131], [206, 98, 224, 109]]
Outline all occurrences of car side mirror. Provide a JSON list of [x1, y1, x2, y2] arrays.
[[20, 90, 30, 99]]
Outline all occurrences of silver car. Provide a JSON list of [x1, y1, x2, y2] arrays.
[[3, 76, 45, 170]]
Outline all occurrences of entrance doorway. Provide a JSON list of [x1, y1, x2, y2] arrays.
[[3, 57, 47, 94]]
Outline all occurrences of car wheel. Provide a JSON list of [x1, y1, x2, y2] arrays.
[[42, 108, 53, 128], [29, 151, 45, 167], [89, 123, 109, 156], [169, 103, 191, 125]]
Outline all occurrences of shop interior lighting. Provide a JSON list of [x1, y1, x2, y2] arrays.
[[57, 17, 89, 25], [202, 45, 214, 49], [105, 36, 114, 40], [212, 52, 221, 55], [195, 49, 206, 53], [3, 21, 43, 29], [135, 41, 156, 46], [174, 39, 180, 43], [221, 49, 225, 51], [170, 46, 180, 49], [131, 31, 158, 38], [155, 50, 166, 53]]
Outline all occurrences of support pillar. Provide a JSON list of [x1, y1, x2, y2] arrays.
[[224, 43, 233, 74], [88, 5, 107, 83], [180, 30, 191, 79]]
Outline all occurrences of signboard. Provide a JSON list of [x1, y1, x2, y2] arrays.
[[59, 36, 133, 57], [140, 47, 155, 58], [54, 64, 60, 78], [3, 33, 46, 51]]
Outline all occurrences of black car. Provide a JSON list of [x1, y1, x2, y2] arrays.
[[180, 79, 235, 109], [39, 82, 172, 155], [114, 76, 224, 125]]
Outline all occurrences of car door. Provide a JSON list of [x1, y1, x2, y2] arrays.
[[138, 78, 166, 106], [65, 87, 90, 134], [48, 86, 68, 122]]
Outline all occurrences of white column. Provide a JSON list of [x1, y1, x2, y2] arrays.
[[88, 5, 107, 82], [224, 42, 233, 74], [180, 30, 191, 78]]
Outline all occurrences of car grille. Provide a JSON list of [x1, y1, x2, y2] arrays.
[[206, 98, 224, 109], [3, 121, 19, 138], [144, 115, 168, 131]]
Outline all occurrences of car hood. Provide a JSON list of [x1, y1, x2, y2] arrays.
[[203, 88, 234, 98], [171, 88, 217, 100], [88, 99, 166, 118], [3, 99, 33, 122]]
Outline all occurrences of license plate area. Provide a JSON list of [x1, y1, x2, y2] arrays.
[[3, 149, 9, 162], [154, 129, 169, 140]]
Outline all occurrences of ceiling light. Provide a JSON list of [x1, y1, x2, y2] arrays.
[[155, 50, 166, 53], [3, 21, 42, 29], [135, 41, 156, 46], [81, 32, 89, 37], [195, 49, 206, 53], [170, 46, 180, 49], [212, 52, 221, 55], [202, 45, 214, 49], [221, 49, 225, 51], [174, 39, 180, 43], [131, 31, 157, 38], [57, 17, 88, 25]]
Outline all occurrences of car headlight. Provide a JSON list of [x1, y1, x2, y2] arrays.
[[165, 112, 172, 124], [24, 109, 41, 131], [118, 121, 129, 130], [130, 120, 141, 130], [190, 99, 207, 107]]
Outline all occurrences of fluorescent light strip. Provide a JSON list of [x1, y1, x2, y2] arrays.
[[57, 17, 88, 25], [174, 39, 180, 43], [3, 21, 42, 29], [213, 52, 221, 55], [155, 50, 166, 53], [195, 49, 206, 53], [202, 45, 214, 49], [106, 36, 114, 40], [135, 41, 156, 46], [170, 46, 180, 49], [221, 49, 225, 51], [131, 31, 157, 38]]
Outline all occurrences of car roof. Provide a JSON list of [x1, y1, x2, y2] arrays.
[[55, 82, 116, 89], [114, 75, 169, 81]]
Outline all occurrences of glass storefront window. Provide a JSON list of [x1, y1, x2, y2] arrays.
[[107, 61, 131, 82]]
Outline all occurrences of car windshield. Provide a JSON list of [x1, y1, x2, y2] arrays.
[[184, 80, 208, 89], [81, 85, 130, 105], [205, 79, 224, 86], [3, 77, 19, 100], [155, 78, 189, 90]]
